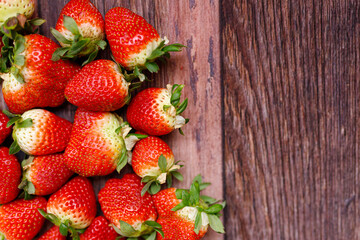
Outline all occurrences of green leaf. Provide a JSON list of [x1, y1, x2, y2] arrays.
[[9, 139, 20, 155], [141, 176, 154, 183], [200, 195, 217, 205], [38, 209, 61, 226], [171, 171, 183, 181], [147, 49, 164, 61], [150, 182, 161, 195], [204, 204, 223, 214], [2, 109, 18, 118], [145, 221, 162, 229], [194, 211, 202, 234], [52, 47, 70, 61], [199, 182, 211, 191], [175, 189, 185, 199], [14, 35, 25, 55], [17, 118, 33, 128], [63, 15, 80, 35], [166, 172, 173, 188], [11, 66, 24, 84], [171, 201, 187, 212], [145, 61, 159, 73], [158, 155, 167, 172], [176, 98, 188, 114], [126, 133, 148, 139], [163, 105, 171, 112], [26, 181, 36, 195], [119, 220, 136, 237], [96, 40, 107, 50], [116, 148, 127, 173], [51, 28, 72, 45], [59, 222, 69, 236], [29, 18, 46, 26], [67, 39, 90, 56], [141, 180, 153, 197], [81, 49, 98, 66], [6, 116, 21, 127], [162, 44, 185, 52], [144, 231, 157, 240], [189, 181, 200, 205], [14, 54, 25, 66], [207, 214, 225, 233], [154, 227, 164, 238]]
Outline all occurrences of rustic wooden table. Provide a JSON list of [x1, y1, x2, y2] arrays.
[[0, 0, 359, 239]]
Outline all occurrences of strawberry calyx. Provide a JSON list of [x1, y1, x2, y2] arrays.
[[38, 209, 85, 240], [163, 84, 189, 135], [140, 155, 183, 196], [0, 232, 4, 240], [18, 156, 36, 198], [51, 16, 106, 66], [112, 220, 164, 239], [1, 14, 45, 39], [171, 175, 226, 234], [142, 38, 185, 74], [114, 121, 148, 173], [2, 109, 32, 154]]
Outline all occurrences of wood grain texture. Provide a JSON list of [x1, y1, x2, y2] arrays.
[[222, 0, 360, 239], [0, 0, 223, 239]]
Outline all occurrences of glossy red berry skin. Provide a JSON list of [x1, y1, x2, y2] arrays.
[[38, 225, 66, 240], [80, 216, 120, 240], [0, 197, 47, 240], [0, 112, 11, 144], [0, 147, 21, 204]]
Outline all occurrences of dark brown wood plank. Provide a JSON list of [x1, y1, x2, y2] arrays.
[[0, 0, 223, 239], [221, 0, 360, 239]]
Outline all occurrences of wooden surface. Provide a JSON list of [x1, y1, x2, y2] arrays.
[[1, 0, 359, 239], [1, 0, 224, 239], [222, 0, 360, 239]]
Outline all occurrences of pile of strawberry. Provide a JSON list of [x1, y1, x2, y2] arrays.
[[0, 0, 225, 240]]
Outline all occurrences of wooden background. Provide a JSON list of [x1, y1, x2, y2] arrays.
[[0, 0, 359, 239]]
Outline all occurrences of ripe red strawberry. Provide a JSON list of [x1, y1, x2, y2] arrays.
[[127, 84, 188, 135], [52, 0, 106, 64], [0, 147, 21, 204], [105, 7, 184, 75], [1, 34, 80, 114], [65, 60, 130, 111], [0, 0, 35, 25], [153, 175, 225, 236], [0, 111, 11, 144], [64, 109, 139, 177], [39, 176, 97, 239], [38, 225, 66, 240], [5, 109, 72, 155], [19, 154, 73, 196], [156, 216, 206, 240], [0, 196, 47, 240], [79, 216, 120, 240], [131, 136, 183, 195], [98, 174, 161, 238]]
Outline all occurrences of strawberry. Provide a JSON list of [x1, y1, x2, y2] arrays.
[[52, 0, 106, 65], [79, 216, 120, 240], [0, 147, 21, 204], [0, 196, 47, 240], [127, 84, 188, 136], [19, 154, 73, 196], [0, 0, 35, 25], [64, 109, 140, 177], [39, 176, 97, 240], [1, 34, 80, 114], [65, 60, 131, 111], [5, 109, 72, 155], [153, 175, 225, 236], [0, 111, 11, 144], [38, 225, 66, 240], [156, 216, 206, 240], [105, 7, 184, 77], [98, 174, 162, 238], [131, 136, 183, 196]]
